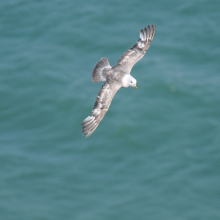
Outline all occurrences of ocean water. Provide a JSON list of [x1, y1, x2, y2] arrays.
[[0, 0, 220, 219]]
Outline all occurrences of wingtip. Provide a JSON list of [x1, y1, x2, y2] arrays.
[[81, 115, 99, 138], [81, 116, 94, 125], [140, 24, 156, 42]]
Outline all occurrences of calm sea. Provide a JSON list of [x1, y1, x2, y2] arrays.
[[0, 0, 220, 219]]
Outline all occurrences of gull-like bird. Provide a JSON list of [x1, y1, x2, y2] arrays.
[[81, 25, 156, 137]]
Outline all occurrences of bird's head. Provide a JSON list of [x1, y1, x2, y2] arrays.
[[122, 75, 137, 89]]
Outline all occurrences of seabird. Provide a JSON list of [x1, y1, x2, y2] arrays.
[[81, 25, 156, 138]]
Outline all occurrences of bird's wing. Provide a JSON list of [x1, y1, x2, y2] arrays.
[[81, 80, 121, 138], [116, 25, 156, 73]]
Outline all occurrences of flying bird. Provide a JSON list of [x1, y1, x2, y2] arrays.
[[81, 25, 156, 138]]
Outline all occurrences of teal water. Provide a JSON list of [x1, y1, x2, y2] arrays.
[[1, 0, 220, 219]]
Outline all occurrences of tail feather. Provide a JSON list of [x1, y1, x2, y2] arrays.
[[91, 57, 111, 83]]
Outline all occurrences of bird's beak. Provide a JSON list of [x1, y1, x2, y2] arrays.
[[135, 85, 137, 89]]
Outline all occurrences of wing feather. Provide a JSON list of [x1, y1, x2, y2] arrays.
[[81, 80, 121, 138], [116, 25, 156, 73]]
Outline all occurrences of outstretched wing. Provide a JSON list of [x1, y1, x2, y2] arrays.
[[81, 80, 121, 138], [116, 25, 156, 73]]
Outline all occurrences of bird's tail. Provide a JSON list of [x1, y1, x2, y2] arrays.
[[91, 57, 111, 83]]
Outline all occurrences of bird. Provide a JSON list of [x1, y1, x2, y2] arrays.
[[81, 25, 156, 138]]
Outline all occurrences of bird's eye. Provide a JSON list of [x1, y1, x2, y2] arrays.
[[130, 81, 133, 83]]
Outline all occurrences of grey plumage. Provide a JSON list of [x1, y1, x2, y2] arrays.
[[81, 25, 156, 137], [91, 57, 111, 83]]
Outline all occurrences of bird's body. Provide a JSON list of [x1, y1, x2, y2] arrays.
[[82, 25, 156, 137]]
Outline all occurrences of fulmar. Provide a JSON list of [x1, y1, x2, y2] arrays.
[[81, 25, 156, 138]]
